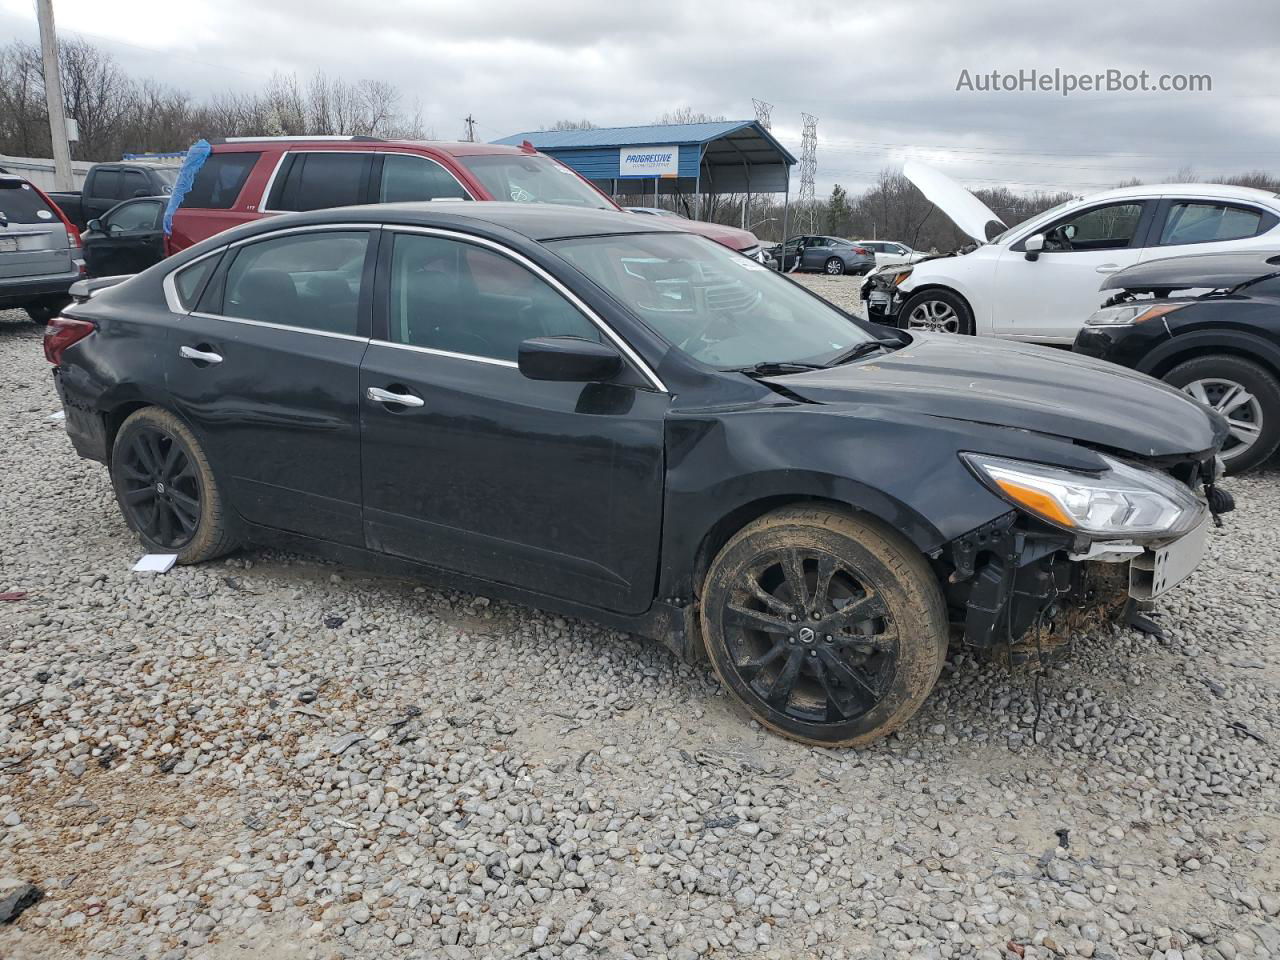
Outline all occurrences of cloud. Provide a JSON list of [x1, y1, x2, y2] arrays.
[[3, 0, 1278, 196]]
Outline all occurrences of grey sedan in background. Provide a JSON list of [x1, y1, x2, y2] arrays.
[[771, 236, 875, 275]]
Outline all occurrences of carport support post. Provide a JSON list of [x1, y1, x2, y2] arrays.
[[780, 168, 790, 253]]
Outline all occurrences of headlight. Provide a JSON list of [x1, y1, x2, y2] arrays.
[[961, 452, 1204, 540], [1085, 302, 1184, 327]]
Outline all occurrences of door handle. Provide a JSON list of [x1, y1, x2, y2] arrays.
[[1095, 263, 1121, 274], [179, 345, 222, 364], [367, 386, 424, 408]]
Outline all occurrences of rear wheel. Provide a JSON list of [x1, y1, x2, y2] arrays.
[[25, 298, 69, 325], [700, 506, 948, 747], [109, 408, 239, 563], [824, 257, 846, 275], [898, 289, 973, 335], [1164, 355, 1280, 473]]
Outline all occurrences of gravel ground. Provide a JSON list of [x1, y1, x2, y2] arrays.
[[2, 285, 1279, 960]]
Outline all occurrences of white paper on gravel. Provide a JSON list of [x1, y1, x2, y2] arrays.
[[133, 554, 178, 573]]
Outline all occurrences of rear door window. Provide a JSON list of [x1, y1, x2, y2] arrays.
[[378, 154, 470, 202], [0, 180, 58, 224], [119, 169, 150, 199], [92, 169, 120, 200], [222, 230, 370, 335], [185, 152, 261, 209], [1157, 202, 1270, 246], [271, 152, 373, 212]]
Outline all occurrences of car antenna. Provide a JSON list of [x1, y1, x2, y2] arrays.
[[520, 140, 537, 154]]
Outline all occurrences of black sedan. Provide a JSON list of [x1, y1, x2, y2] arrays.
[[46, 203, 1229, 747], [1075, 250, 1280, 473]]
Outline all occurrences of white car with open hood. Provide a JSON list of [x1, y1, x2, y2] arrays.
[[862, 160, 1280, 343]]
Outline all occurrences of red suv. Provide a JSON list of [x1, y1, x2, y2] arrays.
[[167, 137, 764, 259]]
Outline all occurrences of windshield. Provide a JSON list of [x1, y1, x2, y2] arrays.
[[0, 180, 58, 224], [459, 155, 614, 210], [550, 232, 874, 368], [989, 198, 1077, 244]]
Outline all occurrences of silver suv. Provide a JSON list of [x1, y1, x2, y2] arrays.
[[0, 175, 83, 323]]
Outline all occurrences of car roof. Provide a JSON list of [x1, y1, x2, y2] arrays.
[[209, 137, 535, 158], [1083, 182, 1280, 204], [237, 201, 693, 243]]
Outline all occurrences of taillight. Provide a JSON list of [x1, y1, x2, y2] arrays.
[[43, 316, 95, 365], [67, 225, 81, 249], [853, 246, 869, 255]]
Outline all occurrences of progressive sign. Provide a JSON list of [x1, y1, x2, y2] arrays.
[[619, 146, 680, 178]]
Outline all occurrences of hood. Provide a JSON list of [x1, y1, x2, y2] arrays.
[[768, 333, 1225, 459], [1101, 249, 1280, 293], [902, 159, 1006, 243], [675, 218, 760, 252]]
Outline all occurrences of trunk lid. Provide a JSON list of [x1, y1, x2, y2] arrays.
[[902, 159, 1006, 243]]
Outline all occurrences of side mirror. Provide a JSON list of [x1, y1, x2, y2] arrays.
[[518, 336, 622, 383], [85, 218, 102, 234], [1024, 233, 1045, 261]]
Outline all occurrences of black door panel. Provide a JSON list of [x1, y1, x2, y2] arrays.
[[165, 319, 368, 543], [360, 344, 666, 613]]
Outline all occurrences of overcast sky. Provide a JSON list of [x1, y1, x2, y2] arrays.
[[4, 0, 1280, 197]]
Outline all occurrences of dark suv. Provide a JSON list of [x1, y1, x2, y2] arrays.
[[168, 137, 764, 259]]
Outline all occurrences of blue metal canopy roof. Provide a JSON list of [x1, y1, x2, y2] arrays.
[[494, 120, 796, 195]]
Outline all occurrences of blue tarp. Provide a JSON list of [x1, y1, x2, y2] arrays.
[[163, 139, 211, 237]]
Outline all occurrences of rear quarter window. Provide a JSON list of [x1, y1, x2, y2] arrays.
[[0, 181, 58, 224], [184, 152, 261, 210]]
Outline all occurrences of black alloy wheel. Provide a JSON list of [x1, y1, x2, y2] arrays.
[[701, 507, 948, 746], [109, 407, 239, 563], [116, 426, 203, 549], [724, 549, 895, 725]]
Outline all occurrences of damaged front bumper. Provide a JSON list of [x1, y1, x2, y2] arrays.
[[945, 501, 1219, 666]]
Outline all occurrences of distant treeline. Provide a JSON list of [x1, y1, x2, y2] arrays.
[[2, 38, 1275, 252], [0, 38, 429, 162]]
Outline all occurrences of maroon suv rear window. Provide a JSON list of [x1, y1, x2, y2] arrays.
[[183, 152, 260, 209]]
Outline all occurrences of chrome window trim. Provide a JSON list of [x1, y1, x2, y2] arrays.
[[382, 225, 668, 393], [162, 245, 228, 314], [368, 340, 518, 369], [226, 222, 383, 248], [259, 150, 474, 213], [187, 311, 369, 343]]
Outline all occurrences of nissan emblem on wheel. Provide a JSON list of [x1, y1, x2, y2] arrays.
[[47, 202, 1234, 747]]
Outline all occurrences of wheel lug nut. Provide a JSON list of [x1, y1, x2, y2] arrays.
[[824, 635, 833, 643]]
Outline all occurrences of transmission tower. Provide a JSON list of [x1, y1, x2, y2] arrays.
[[752, 98, 773, 130], [795, 112, 818, 234]]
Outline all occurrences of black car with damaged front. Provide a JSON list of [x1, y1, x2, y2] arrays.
[[1075, 250, 1280, 473], [46, 203, 1232, 748]]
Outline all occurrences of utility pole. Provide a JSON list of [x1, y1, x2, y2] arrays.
[[463, 115, 476, 142], [36, 0, 74, 191]]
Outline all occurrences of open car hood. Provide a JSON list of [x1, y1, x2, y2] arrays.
[[903, 159, 1006, 243], [1100, 249, 1280, 292], [768, 333, 1225, 459]]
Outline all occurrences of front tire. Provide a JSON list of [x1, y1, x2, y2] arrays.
[[898, 289, 974, 335], [700, 506, 948, 747], [110, 407, 239, 563], [824, 257, 846, 275], [1164, 355, 1280, 473]]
